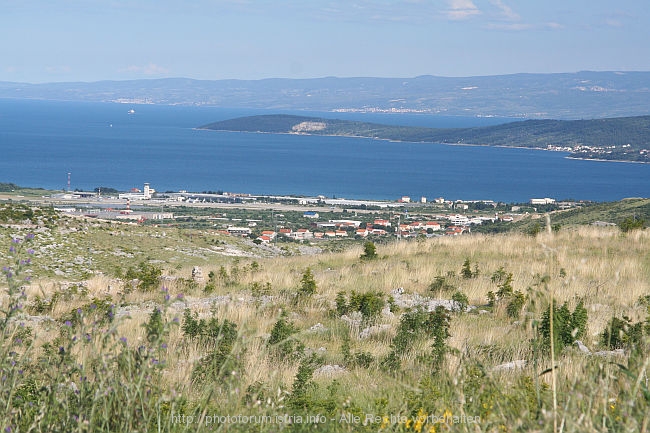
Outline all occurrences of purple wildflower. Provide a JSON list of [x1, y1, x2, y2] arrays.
[[64, 320, 72, 327], [27, 249, 34, 255], [26, 233, 34, 240], [176, 293, 184, 300], [120, 337, 127, 344], [9, 246, 15, 253], [11, 238, 20, 244]]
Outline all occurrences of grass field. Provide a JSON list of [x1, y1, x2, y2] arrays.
[[1, 204, 649, 432]]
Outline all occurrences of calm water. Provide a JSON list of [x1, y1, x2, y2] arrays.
[[1, 99, 649, 202]]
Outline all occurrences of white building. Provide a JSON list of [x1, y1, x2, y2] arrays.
[[119, 183, 156, 200], [530, 198, 556, 205]]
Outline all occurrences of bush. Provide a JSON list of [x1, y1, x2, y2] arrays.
[[451, 291, 469, 312], [538, 300, 588, 355], [506, 291, 527, 319], [601, 315, 644, 350], [268, 312, 304, 361], [619, 216, 645, 232], [287, 353, 322, 410], [298, 267, 317, 297], [191, 319, 239, 384], [429, 275, 455, 293], [461, 258, 479, 279], [429, 306, 452, 375], [347, 291, 385, 324], [124, 261, 162, 292], [384, 307, 452, 372], [360, 241, 378, 260]]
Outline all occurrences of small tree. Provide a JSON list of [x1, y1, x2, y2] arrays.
[[429, 306, 452, 375], [360, 241, 377, 260], [298, 268, 317, 297], [619, 216, 645, 233], [461, 258, 473, 279], [451, 291, 469, 312], [125, 261, 162, 292]]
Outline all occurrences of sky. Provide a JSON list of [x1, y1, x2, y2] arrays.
[[1, 0, 649, 83]]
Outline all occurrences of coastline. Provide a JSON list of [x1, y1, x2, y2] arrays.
[[565, 156, 649, 164], [198, 127, 648, 164]]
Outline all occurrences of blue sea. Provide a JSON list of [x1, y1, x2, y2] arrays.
[[1, 98, 649, 203]]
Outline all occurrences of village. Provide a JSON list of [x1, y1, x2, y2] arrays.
[[38, 184, 569, 245], [225, 211, 512, 244]]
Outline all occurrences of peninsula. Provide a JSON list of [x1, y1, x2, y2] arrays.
[[200, 114, 650, 163]]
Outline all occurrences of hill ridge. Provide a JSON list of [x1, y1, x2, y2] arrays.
[[199, 114, 650, 163]]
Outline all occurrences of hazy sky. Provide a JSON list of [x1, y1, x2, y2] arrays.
[[2, 0, 649, 83]]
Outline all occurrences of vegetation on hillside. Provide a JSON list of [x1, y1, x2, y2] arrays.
[[1, 201, 649, 431], [200, 114, 650, 162]]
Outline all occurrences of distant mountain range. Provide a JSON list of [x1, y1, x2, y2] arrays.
[[2, 71, 650, 119], [199, 114, 650, 163]]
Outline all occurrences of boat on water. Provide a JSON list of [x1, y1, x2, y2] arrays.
[[128, 109, 135, 114]]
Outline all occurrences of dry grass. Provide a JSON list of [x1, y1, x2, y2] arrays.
[[151, 226, 649, 368], [4, 224, 649, 431]]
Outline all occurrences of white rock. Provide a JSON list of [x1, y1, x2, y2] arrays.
[[574, 340, 591, 354], [314, 364, 346, 377], [593, 349, 625, 357], [493, 360, 527, 371], [308, 323, 328, 333]]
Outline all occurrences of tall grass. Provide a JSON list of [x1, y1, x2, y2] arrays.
[[1, 226, 649, 431]]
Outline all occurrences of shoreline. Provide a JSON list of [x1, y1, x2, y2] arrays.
[[198, 127, 649, 164]]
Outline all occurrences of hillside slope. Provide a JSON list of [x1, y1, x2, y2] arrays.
[[200, 114, 650, 162]]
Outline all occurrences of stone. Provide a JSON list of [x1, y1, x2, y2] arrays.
[[191, 266, 204, 282], [493, 360, 527, 371]]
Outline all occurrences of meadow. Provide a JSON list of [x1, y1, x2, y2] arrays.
[[1, 203, 649, 432]]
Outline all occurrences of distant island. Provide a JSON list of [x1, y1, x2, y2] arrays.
[[199, 114, 650, 163], [3, 71, 650, 119]]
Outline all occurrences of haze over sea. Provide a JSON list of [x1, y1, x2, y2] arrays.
[[1, 98, 649, 203]]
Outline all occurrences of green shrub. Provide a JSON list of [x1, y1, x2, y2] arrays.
[[144, 308, 165, 344], [429, 306, 452, 375], [124, 261, 162, 292], [360, 241, 378, 260], [619, 216, 645, 232], [538, 300, 588, 355], [428, 275, 455, 293], [59, 298, 116, 330], [349, 291, 385, 323], [268, 312, 304, 361], [601, 315, 644, 350], [506, 291, 527, 319], [461, 258, 479, 279], [287, 353, 322, 410], [191, 319, 239, 384], [384, 307, 453, 372], [451, 290, 469, 312], [335, 291, 349, 316], [491, 267, 508, 283], [298, 267, 317, 297]]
